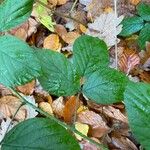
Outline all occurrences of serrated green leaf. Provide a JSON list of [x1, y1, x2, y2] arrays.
[[82, 68, 128, 104], [36, 49, 80, 96], [137, 2, 150, 21], [138, 23, 150, 49], [1, 118, 81, 150], [0, 0, 34, 32], [73, 35, 109, 77], [0, 35, 41, 87], [34, 0, 55, 32], [124, 82, 150, 150], [119, 16, 144, 37]]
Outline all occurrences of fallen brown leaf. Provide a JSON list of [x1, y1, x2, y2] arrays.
[[39, 102, 53, 115]]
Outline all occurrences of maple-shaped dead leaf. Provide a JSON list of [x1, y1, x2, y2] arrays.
[[16, 80, 35, 95], [39, 102, 53, 115], [63, 96, 80, 124], [77, 110, 110, 138], [0, 96, 26, 121], [118, 48, 140, 74], [75, 122, 89, 141], [52, 97, 65, 118], [43, 34, 61, 52], [86, 12, 124, 48]]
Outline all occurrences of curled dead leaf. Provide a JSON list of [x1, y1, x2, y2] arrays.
[[52, 97, 65, 118]]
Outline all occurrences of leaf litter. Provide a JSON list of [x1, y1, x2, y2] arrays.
[[0, 0, 150, 149]]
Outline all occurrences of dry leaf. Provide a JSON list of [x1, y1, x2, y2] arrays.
[[75, 122, 89, 141], [86, 12, 124, 47], [0, 84, 12, 96], [80, 137, 102, 150], [63, 32, 80, 44], [55, 24, 67, 38], [77, 110, 110, 138], [79, 24, 87, 33], [111, 136, 138, 150], [52, 97, 65, 118], [39, 102, 53, 115], [57, 0, 68, 5], [118, 48, 140, 74], [43, 34, 61, 51], [130, 0, 140, 5], [63, 96, 80, 124], [0, 96, 26, 121], [16, 80, 35, 95], [139, 71, 150, 83]]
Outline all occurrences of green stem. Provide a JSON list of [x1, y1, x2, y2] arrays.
[[10, 88, 108, 150]]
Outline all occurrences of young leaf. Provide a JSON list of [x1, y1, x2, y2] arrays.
[[119, 16, 144, 37], [0, 0, 34, 32], [0, 35, 41, 87], [36, 49, 80, 96], [73, 35, 109, 77], [82, 68, 128, 104], [138, 23, 150, 49], [137, 2, 150, 21], [1, 118, 81, 150], [124, 82, 150, 150]]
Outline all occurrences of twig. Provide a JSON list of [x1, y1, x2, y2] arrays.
[[114, 0, 118, 69], [35, 0, 87, 27], [10, 88, 108, 150], [70, 0, 78, 13]]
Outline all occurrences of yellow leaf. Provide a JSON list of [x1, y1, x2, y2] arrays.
[[130, 0, 140, 5], [75, 122, 89, 141], [39, 102, 53, 115], [43, 34, 61, 51]]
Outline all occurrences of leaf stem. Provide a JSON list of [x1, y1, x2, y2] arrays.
[[10, 88, 108, 150]]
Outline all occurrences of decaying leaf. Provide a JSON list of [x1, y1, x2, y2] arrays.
[[118, 48, 140, 74], [63, 96, 80, 124], [86, 12, 124, 47], [75, 122, 89, 141], [43, 34, 61, 51], [139, 71, 150, 83], [63, 32, 80, 44], [130, 0, 140, 5], [0, 84, 12, 96], [16, 80, 35, 95], [0, 96, 26, 121], [39, 102, 53, 115], [77, 110, 110, 138], [52, 97, 65, 118]]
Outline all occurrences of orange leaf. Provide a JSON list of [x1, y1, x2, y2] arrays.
[[63, 96, 80, 124]]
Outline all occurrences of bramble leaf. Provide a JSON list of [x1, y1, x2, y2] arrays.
[[36, 49, 80, 96], [124, 82, 150, 150], [82, 68, 128, 104], [137, 2, 150, 21], [1, 118, 80, 150], [138, 23, 150, 49], [0, 35, 41, 87], [73, 35, 109, 77], [0, 0, 34, 32], [119, 16, 144, 37]]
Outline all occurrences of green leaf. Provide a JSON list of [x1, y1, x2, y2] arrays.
[[138, 23, 150, 49], [73, 35, 109, 77], [34, 0, 55, 32], [1, 118, 81, 150], [82, 68, 128, 104], [36, 49, 80, 96], [0, 35, 41, 87], [124, 82, 150, 149], [119, 16, 144, 37], [137, 2, 150, 21], [0, 0, 34, 32]]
